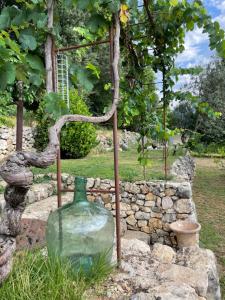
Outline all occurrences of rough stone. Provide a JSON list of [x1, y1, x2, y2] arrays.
[[159, 264, 208, 297], [144, 200, 155, 207], [123, 230, 150, 245], [121, 238, 151, 257], [138, 220, 148, 227], [145, 192, 155, 201], [126, 215, 137, 226], [162, 197, 173, 210], [135, 212, 150, 220], [151, 243, 176, 264], [141, 226, 151, 234], [175, 198, 192, 214], [149, 218, 162, 229], [177, 183, 192, 199]]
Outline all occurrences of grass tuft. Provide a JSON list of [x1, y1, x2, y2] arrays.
[[0, 250, 114, 300]]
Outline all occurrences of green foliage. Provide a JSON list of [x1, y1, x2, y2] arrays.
[[61, 90, 97, 159], [0, 90, 16, 127], [43, 92, 69, 121], [192, 59, 225, 145], [0, 250, 113, 300], [0, 1, 46, 90], [34, 90, 97, 159]]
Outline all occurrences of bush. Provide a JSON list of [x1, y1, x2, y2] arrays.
[[34, 90, 97, 159], [61, 90, 97, 158]]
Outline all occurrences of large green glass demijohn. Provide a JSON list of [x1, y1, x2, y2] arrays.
[[46, 176, 114, 273]]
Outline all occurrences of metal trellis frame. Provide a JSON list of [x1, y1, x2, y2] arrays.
[[51, 26, 121, 265]]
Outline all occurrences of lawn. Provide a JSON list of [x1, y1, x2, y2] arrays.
[[193, 158, 225, 298], [32, 147, 181, 181]]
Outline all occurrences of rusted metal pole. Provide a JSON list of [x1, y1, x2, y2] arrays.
[[57, 140, 62, 208], [51, 38, 63, 208], [55, 39, 110, 53], [61, 188, 115, 194], [16, 81, 24, 152], [162, 67, 168, 180], [113, 110, 121, 266], [110, 25, 121, 266]]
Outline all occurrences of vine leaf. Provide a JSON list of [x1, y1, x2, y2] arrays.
[[120, 4, 129, 24], [0, 63, 16, 89], [19, 29, 37, 50], [169, 0, 179, 6]]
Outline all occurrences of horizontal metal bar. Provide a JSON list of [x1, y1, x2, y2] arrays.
[[55, 39, 110, 53], [61, 188, 116, 194]]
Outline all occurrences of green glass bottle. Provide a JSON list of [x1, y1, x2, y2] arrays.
[[46, 176, 114, 272]]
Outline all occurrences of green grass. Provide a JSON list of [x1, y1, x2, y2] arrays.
[[0, 250, 114, 300], [193, 159, 225, 299], [32, 148, 181, 181]]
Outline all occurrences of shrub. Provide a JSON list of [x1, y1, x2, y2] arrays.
[[34, 90, 97, 159]]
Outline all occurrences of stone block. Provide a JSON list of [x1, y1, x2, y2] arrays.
[[135, 211, 150, 220], [131, 204, 139, 211], [150, 212, 162, 219], [162, 213, 176, 223], [138, 220, 148, 227], [126, 215, 137, 226], [149, 218, 162, 229], [136, 200, 144, 206], [141, 226, 151, 234], [175, 199, 192, 214], [165, 188, 176, 197], [145, 192, 155, 201], [162, 197, 173, 210], [101, 194, 111, 204], [140, 206, 151, 213], [177, 183, 192, 199], [144, 200, 155, 207]]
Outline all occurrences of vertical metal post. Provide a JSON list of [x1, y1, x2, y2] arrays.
[[110, 25, 121, 266], [16, 81, 24, 152], [57, 145, 62, 208], [52, 38, 63, 209]]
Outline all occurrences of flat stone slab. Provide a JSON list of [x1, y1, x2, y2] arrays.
[[123, 230, 150, 245]]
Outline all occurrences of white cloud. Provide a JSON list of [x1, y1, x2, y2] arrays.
[[176, 27, 209, 67], [208, 0, 225, 12]]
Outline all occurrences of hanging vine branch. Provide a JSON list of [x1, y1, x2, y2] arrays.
[[0, 13, 120, 284]]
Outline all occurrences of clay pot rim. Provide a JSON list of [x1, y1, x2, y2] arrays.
[[169, 220, 201, 234]]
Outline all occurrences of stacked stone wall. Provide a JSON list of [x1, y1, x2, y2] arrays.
[[0, 126, 35, 161], [43, 173, 196, 247]]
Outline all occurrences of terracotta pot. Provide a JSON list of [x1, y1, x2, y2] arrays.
[[169, 220, 201, 248]]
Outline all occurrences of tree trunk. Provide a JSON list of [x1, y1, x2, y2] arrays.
[[45, 0, 54, 93]]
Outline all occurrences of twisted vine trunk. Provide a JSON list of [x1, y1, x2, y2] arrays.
[[0, 14, 120, 283]]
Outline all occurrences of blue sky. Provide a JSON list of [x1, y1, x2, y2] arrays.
[[170, 0, 225, 94], [176, 0, 225, 68]]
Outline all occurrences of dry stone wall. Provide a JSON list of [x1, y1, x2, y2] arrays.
[[44, 173, 197, 248], [0, 126, 35, 161]]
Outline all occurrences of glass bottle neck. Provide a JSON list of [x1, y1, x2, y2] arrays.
[[73, 177, 88, 203]]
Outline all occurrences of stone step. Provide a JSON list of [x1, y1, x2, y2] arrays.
[[22, 193, 73, 222]]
